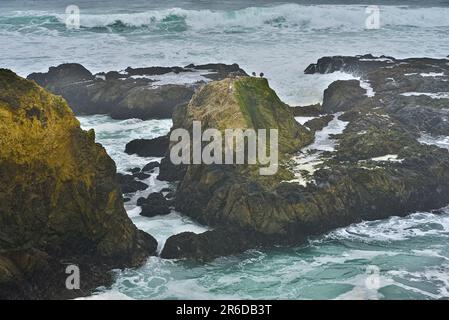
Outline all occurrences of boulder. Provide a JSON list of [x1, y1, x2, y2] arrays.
[[142, 161, 160, 172], [0, 69, 157, 299], [304, 115, 334, 132], [138, 193, 171, 217], [125, 135, 169, 157], [291, 103, 324, 117], [28, 63, 248, 120]]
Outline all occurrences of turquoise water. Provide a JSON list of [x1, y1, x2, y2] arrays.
[[78, 115, 449, 300]]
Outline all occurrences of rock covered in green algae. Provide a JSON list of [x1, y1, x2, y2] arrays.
[[160, 67, 449, 261], [0, 69, 157, 299]]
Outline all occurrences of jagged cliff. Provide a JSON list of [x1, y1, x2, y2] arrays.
[[0, 69, 157, 299], [159, 68, 449, 261]]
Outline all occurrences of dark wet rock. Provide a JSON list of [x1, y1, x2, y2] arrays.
[[307, 54, 449, 136], [142, 161, 160, 172], [116, 173, 148, 193], [322, 80, 369, 113], [157, 156, 186, 182], [128, 167, 141, 174], [138, 193, 171, 217], [0, 70, 157, 299], [304, 54, 396, 75], [133, 172, 151, 180], [157, 67, 449, 261], [125, 135, 169, 157], [165, 192, 175, 199], [28, 63, 247, 120], [291, 103, 324, 117], [304, 114, 334, 132]]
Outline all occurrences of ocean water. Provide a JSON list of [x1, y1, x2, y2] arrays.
[[2, 0, 449, 299]]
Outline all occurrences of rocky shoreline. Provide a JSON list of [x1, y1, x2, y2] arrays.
[[1, 54, 449, 297]]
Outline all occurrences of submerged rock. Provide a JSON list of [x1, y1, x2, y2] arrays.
[[0, 69, 157, 299], [27, 63, 248, 120]]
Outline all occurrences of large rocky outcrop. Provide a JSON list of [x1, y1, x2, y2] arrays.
[[0, 69, 157, 299], [159, 61, 449, 261], [27, 63, 247, 120], [306, 54, 449, 136]]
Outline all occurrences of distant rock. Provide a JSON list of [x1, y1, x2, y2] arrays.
[[304, 114, 334, 132], [0, 69, 157, 299], [28, 63, 248, 120], [125, 135, 169, 157]]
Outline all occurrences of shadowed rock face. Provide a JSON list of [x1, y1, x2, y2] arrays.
[[159, 58, 449, 261], [0, 69, 157, 299], [27, 63, 247, 120]]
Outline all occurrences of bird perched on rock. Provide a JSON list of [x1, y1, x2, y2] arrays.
[[260, 72, 264, 78], [252, 72, 256, 76]]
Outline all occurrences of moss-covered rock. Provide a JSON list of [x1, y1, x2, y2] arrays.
[[0, 69, 157, 299]]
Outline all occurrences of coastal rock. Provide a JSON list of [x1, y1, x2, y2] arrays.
[[322, 80, 369, 113], [142, 161, 160, 172], [304, 115, 334, 132], [138, 193, 171, 217], [28, 63, 248, 120], [116, 173, 149, 193], [306, 54, 449, 136], [159, 67, 449, 261], [125, 135, 169, 157], [0, 69, 157, 299], [291, 103, 324, 117]]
